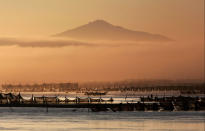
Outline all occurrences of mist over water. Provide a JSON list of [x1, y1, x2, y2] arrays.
[[0, 39, 203, 84]]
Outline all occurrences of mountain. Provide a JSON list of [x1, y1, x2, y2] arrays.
[[54, 20, 171, 42]]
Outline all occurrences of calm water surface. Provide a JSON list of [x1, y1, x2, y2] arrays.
[[0, 107, 204, 131]]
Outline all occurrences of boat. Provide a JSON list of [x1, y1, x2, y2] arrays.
[[84, 91, 107, 96]]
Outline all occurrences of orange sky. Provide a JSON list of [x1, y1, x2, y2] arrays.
[[0, 0, 204, 84], [0, 0, 203, 40]]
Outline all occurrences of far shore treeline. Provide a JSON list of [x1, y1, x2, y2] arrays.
[[0, 79, 204, 95]]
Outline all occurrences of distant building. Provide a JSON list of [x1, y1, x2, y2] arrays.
[[1, 82, 78, 92]]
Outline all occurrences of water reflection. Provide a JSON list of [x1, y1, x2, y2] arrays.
[[0, 108, 204, 131]]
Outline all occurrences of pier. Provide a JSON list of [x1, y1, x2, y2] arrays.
[[0, 93, 205, 112]]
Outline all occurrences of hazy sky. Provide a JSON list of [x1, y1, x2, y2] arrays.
[[0, 0, 204, 83], [0, 0, 204, 41]]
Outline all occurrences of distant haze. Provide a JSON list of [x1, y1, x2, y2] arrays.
[[0, 0, 204, 84]]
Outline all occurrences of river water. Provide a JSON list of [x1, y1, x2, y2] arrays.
[[0, 107, 204, 131]]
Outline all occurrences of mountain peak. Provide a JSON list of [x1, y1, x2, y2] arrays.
[[54, 20, 172, 42], [89, 19, 111, 25], [85, 19, 114, 29]]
